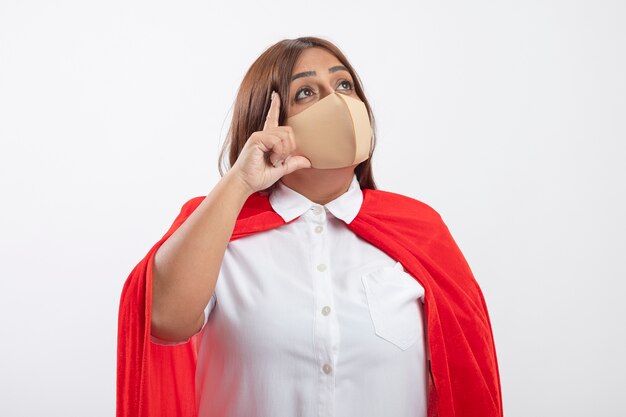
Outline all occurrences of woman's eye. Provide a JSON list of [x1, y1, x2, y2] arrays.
[[294, 80, 353, 101], [295, 87, 314, 101], [338, 80, 353, 91]]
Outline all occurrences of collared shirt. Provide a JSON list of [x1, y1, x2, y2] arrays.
[[153, 173, 428, 417]]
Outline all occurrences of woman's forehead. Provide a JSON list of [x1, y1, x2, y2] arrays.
[[292, 47, 343, 74]]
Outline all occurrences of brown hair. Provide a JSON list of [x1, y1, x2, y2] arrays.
[[218, 36, 378, 195]]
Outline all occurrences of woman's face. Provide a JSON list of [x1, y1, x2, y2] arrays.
[[287, 47, 360, 119]]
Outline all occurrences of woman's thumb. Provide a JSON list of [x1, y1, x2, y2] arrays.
[[281, 155, 312, 173]]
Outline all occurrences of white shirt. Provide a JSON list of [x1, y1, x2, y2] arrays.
[[153, 173, 428, 417]]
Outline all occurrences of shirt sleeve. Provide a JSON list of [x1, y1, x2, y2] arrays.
[[202, 292, 217, 326], [150, 292, 217, 346]]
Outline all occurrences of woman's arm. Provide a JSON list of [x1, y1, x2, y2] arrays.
[[151, 91, 309, 343], [150, 170, 252, 343]]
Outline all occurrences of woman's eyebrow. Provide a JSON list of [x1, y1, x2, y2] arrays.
[[290, 65, 350, 82]]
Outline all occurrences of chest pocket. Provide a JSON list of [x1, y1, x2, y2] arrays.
[[361, 261, 425, 350]]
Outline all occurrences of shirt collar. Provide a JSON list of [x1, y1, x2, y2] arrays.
[[269, 173, 363, 224]]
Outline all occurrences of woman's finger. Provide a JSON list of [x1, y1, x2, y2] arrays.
[[254, 132, 287, 164], [263, 90, 280, 131]]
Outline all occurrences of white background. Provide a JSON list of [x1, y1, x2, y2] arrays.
[[1, 1, 625, 416]]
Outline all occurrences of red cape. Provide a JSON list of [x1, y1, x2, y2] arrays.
[[117, 188, 503, 417]]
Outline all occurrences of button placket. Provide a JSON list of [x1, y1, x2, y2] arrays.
[[305, 205, 337, 417]]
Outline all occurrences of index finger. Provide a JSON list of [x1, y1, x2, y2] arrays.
[[263, 90, 281, 131]]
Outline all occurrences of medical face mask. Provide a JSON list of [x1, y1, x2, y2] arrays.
[[285, 92, 373, 169]]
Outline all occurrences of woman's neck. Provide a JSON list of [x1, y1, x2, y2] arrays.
[[279, 166, 356, 205]]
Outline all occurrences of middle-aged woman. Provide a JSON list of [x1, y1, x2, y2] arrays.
[[117, 36, 503, 417]]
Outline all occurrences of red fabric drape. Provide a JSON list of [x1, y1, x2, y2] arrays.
[[117, 189, 503, 417]]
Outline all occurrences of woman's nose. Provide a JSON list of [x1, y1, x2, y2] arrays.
[[318, 84, 336, 100]]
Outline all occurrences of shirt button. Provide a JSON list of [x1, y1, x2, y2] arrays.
[[317, 263, 327, 272], [314, 225, 324, 233], [322, 306, 331, 316], [322, 364, 332, 374], [312, 206, 323, 215]]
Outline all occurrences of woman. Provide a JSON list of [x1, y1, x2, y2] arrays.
[[117, 37, 503, 417]]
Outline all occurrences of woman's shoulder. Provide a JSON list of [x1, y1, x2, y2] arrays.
[[178, 192, 280, 222], [361, 188, 443, 223]]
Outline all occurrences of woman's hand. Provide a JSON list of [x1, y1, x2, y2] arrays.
[[228, 90, 312, 195]]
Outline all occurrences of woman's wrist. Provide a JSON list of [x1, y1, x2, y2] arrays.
[[221, 169, 255, 201]]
